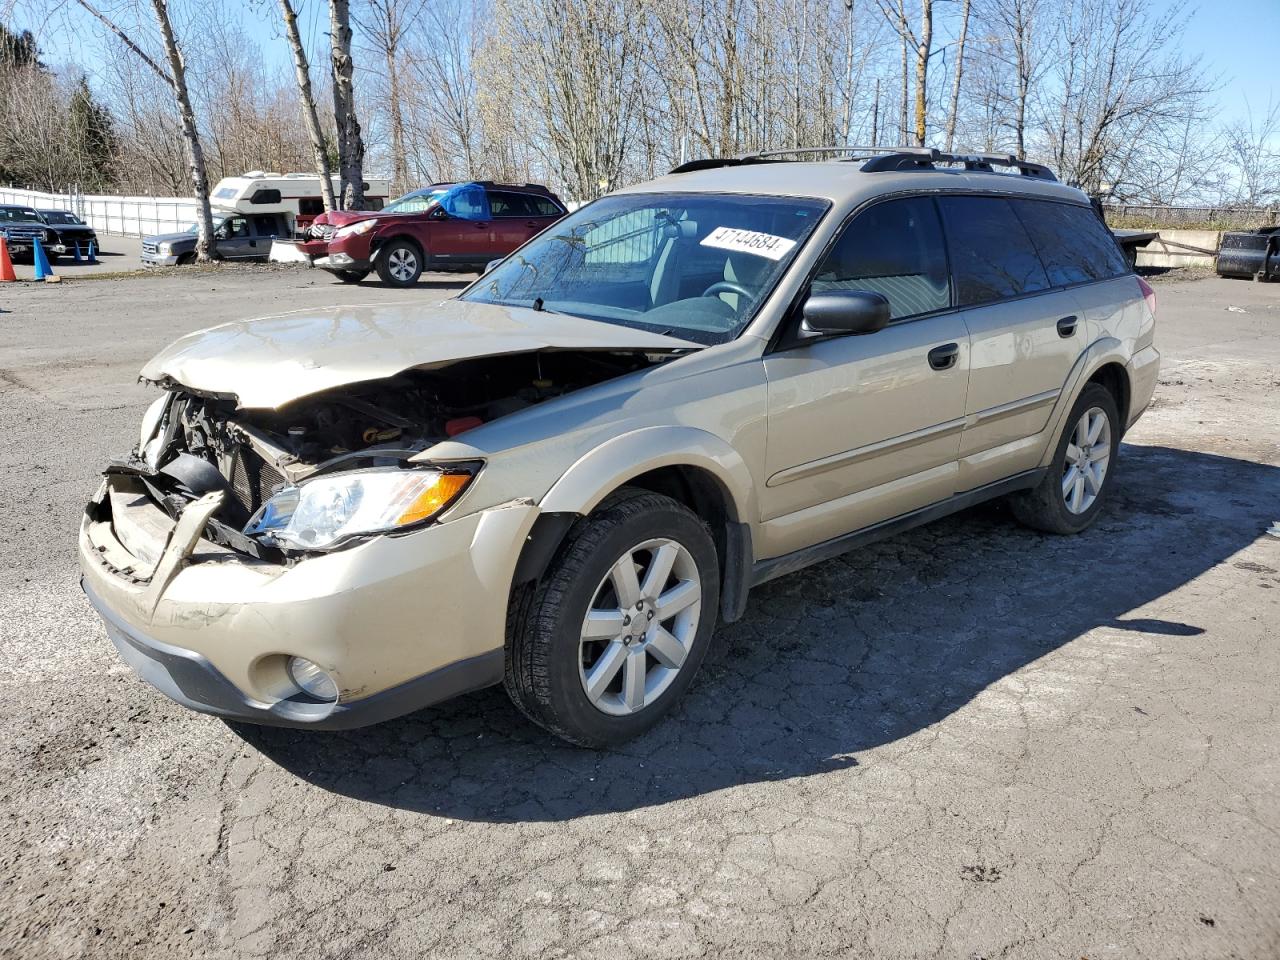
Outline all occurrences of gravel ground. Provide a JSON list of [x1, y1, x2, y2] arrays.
[[1, 268, 1277, 960]]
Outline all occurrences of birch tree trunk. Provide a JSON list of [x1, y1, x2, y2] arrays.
[[74, 0, 216, 260], [913, 0, 932, 146], [278, 0, 336, 212], [329, 0, 367, 209], [944, 0, 969, 151]]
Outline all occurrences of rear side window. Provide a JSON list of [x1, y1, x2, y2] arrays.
[[811, 196, 949, 320], [1014, 199, 1130, 284], [937, 196, 1050, 306], [528, 195, 563, 217]]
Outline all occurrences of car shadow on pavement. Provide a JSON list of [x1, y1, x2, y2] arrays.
[[233, 443, 1280, 823], [333, 276, 475, 290]]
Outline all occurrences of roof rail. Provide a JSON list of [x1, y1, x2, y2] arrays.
[[668, 145, 1057, 181]]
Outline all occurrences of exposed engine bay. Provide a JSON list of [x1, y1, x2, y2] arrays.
[[108, 349, 667, 557]]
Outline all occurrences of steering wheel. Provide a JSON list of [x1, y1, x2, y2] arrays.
[[701, 280, 753, 301]]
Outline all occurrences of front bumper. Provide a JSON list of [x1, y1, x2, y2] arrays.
[[312, 253, 373, 273], [79, 477, 538, 728], [141, 253, 180, 266]]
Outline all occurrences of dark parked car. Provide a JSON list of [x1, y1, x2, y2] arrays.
[[0, 204, 56, 262], [141, 212, 290, 265], [298, 180, 566, 286], [37, 209, 98, 259], [1216, 226, 1280, 281]]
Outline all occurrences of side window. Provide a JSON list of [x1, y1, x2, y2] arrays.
[[487, 190, 532, 218], [937, 196, 1051, 305], [222, 216, 249, 238], [1014, 199, 1129, 284], [440, 184, 490, 221], [811, 196, 949, 320], [252, 214, 280, 237], [529, 195, 564, 217]]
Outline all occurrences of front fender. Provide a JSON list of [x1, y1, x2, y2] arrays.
[[538, 425, 758, 524]]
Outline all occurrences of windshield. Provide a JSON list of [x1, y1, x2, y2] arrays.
[[40, 211, 84, 225], [462, 193, 828, 344], [183, 217, 226, 234], [382, 187, 450, 214], [0, 207, 39, 223]]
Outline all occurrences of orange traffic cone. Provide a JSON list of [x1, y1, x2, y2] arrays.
[[0, 236, 15, 282]]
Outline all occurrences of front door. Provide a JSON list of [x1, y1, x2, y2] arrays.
[[759, 195, 970, 559], [215, 216, 254, 259], [430, 183, 493, 265]]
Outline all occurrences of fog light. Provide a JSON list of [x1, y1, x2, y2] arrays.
[[286, 657, 339, 701], [329, 252, 354, 265]]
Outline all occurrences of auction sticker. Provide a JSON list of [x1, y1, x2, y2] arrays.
[[699, 226, 797, 261]]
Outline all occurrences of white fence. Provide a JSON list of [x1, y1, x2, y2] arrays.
[[0, 186, 198, 237]]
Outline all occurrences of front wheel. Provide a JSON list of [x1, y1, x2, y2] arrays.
[[375, 241, 422, 286], [334, 269, 369, 284], [1011, 382, 1121, 534], [505, 490, 720, 747]]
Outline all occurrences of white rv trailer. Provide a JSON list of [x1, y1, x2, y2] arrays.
[[209, 172, 392, 236]]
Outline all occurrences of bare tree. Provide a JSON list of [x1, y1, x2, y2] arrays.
[[74, 0, 216, 258], [878, 0, 932, 146], [278, 0, 336, 211], [943, 0, 969, 150], [1224, 98, 1280, 206], [329, 0, 367, 208], [355, 0, 424, 194]]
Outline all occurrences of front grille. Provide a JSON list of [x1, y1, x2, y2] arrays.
[[142, 241, 158, 255], [2, 226, 43, 242], [309, 224, 335, 240], [226, 446, 287, 518]]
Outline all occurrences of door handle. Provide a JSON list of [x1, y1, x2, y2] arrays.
[[1056, 315, 1078, 337], [928, 342, 960, 371], [525, 221, 539, 228]]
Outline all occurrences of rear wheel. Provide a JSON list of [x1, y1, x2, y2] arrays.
[[375, 240, 422, 286], [505, 490, 720, 747], [334, 269, 369, 284], [1011, 382, 1120, 534]]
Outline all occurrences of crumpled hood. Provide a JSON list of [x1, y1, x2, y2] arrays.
[[145, 231, 194, 245], [140, 298, 700, 409], [313, 209, 380, 228]]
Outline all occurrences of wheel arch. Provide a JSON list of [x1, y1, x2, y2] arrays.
[[516, 427, 759, 622], [1038, 337, 1131, 468]]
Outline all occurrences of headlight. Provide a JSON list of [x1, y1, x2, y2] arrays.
[[334, 219, 378, 239], [244, 466, 475, 550], [137, 394, 171, 468], [158, 242, 172, 255]]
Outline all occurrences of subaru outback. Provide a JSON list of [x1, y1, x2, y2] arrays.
[[79, 147, 1159, 747]]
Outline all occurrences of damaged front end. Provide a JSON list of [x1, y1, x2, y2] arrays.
[[104, 349, 663, 560]]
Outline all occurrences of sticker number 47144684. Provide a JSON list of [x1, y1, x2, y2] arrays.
[[699, 226, 797, 261]]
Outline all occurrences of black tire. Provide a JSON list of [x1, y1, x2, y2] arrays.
[[504, 489, 720, 747], [375, 240, 423, 286], [178, 252, 196, 266], [1010, 382, 1121, 535], [334, 269, 369, 284]]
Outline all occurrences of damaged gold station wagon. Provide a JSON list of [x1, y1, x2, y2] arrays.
[[79, 147, 1160, 747]]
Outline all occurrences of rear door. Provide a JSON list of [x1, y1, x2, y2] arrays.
[[487, 190, 563, 254], [249, 214, 283, 257], [759, 196, 970, 558], [936, 195, 1081, 489]]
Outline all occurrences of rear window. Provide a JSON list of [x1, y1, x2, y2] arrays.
[[812, 196, 949, 320], [937, 196, 1050, 306], [1013, 199, 1130, 284]]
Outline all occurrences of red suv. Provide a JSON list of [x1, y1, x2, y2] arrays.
[[300, 181, 566, 286]]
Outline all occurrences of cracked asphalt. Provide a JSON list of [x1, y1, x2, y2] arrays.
[[1, 267, 1278, 959]]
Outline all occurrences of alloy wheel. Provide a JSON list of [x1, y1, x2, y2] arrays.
[[1062, 406, 1111, 514], [578, 537, 702, 716], [387, 247, 417, 282]]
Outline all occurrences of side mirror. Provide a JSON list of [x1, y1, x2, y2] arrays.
[[429, 207, 449, 220], [800, 290, 891, 336]]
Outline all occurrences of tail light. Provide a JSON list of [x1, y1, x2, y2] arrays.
[[1137, 276, 1157, 317]]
